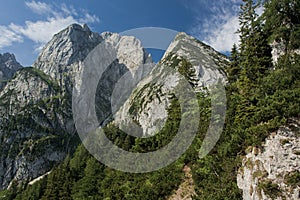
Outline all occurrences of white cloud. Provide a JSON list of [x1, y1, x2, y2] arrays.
[[0, 26, 23, 49], [80, 13, 100, 24], [25, 1, 52, 15], [10, 16, 77, 44], [0, 1, 100, 51], [203, 15, 240, 52], [189, 0, 242, 52], [189, 0, 265, 53], [61, 4, 78, 17]]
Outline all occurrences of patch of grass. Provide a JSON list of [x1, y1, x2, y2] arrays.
[[258, 180, 281, 199], [284, 171, 300, 187]]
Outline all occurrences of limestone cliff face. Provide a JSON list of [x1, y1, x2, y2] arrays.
[[270, 40, 300, 65], [0, 24, 103, 190], [0, 67, 72, 190], [0, 53, 22, 90], [237, 118, 300, 200], [33, 24, 104, 93]]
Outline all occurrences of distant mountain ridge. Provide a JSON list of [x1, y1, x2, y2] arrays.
[[0, 53, 22, 90]]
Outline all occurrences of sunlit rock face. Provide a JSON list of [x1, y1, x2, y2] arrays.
[[237, 118, 300, 200]]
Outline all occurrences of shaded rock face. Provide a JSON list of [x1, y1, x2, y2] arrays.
[[0, 53, 22, 90], [237, 118, 300, 200], [0, 24, 103, 190]]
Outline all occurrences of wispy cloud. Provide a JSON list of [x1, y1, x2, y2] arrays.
[[79, 12, 100, 24], [188, 0, 264, 53], [25, 1, 52, 15], [201, 14, 240, 52], [0, 1, 100, 51], [9, 16, 77, 44], [188, 0, 242, 52], [0, 26, 23, 49]]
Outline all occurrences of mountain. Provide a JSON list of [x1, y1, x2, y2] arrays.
[[114, 32, 228, 137], [0, 14, 299, 199], [0, 24, 153, 190], [0, 23, 227, 190], [0, 53, 22, 90]]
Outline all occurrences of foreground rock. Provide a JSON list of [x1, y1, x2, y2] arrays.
[[237, 118, 300, 200]]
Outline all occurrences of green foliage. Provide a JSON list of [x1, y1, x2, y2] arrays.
[[264, 0, 300, 50], [258, 181, 281, 199], [21, 67, 60, 91], [72, 158, 104, 200], [284, 171, 300, 187], [161, 53, 198, 87], [14, 178, 47, 200], [227, 44, 240, 84], [193, 0, 300, 199]]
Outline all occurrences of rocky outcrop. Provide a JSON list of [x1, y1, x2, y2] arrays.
[[0, 53, 22, 90], [168, 165, 196, 200], [0, 68, 59, 117], [237, 118, 300, 200], [162, 32, 228, 89], [270, 40, 300, 65]]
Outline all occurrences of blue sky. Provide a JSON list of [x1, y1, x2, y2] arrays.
[[0, 0, 246, 66]]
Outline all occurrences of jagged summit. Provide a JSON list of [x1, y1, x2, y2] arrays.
[[160, 32, 229, 89], [162, 32, 229, 70], [33, 24, 103, 80], [0, 52, 22, 89], [33, 23, 153, 92], [0, 53, 22, 71]]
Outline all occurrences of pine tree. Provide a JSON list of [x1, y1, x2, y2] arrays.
[[227, 44, 241, 83], [238, 0, 272, 82], [72, 158, 104, 199], [264, 0, 300, 52], [41, 155, 73, 200]]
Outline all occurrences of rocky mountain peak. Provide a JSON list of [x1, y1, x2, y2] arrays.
[[0, 53, 23, 89], [33, 24, 104, 83], [160, 32, 228, 89], [0, 53, 22, 71], [0, 25, 228, 191], [163, 32, 228, 69]]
